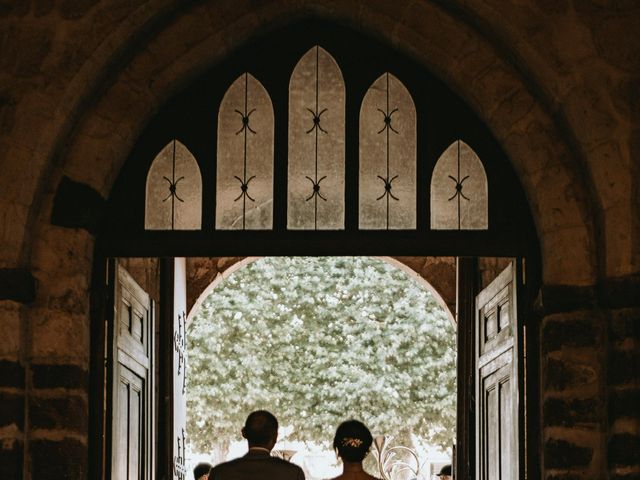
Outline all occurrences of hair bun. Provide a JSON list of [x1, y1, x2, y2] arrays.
[[341, 437, 364, 448]]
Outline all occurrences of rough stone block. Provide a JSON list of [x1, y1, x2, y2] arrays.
[[50, 176, 105, 235], [545, 357, 598, 392], [0, 437, 22, 480], [0, 269, 35, 303], [58, 0, 99, 20], [539, 285, 596, 313], [0, 202, 28, 266], [30, 438, 86, 479], [544, 438, 593, 469], [609, 388, 640, 422], [539, 226, 595, 286], [592, 13, 640, 72], [609, 474, 640, 480], [608, 350, 640, 386], [32, 364, 88, 390], [0, 359, 24, 388], [0, 301, 22, 359], [29, 395, 87, 432], [0, 392, 24, 429], [608, 433, 640, 467], [609, 309, 640, 344], [30, 311, 89, 362], [543, 313, 601, 352], [543, 397, 599, 427]]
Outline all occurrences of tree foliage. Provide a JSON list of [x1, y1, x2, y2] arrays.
[[187, 257, 456, 455]]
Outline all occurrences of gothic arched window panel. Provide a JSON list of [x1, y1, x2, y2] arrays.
[[145, 140, 202, 230], [216, 73, 274, 230], [359, 73, 416, 230], [288, 46, 345, 230], [431, 140, 488, 230]]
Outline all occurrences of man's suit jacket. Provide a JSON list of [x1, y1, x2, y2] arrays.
[[209, 449, 305, 480]]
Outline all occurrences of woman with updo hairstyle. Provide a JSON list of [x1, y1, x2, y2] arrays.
[[330, 420, 380, 480]]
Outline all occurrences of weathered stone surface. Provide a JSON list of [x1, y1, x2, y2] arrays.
[[601, 278, 640, 309], [538, 284, 596, 313], [29, 311, 89, 362], [29, 395, 87, 432], [31, 364, 88, 390], [609, 309, 640, 343], [544, 438, 593, 469], [50, 176, 105, 235], [609, 388, 640, 422], [58, 0, 99, 20], [608, 350, 640, 386], [0, 359, 24, 388], [592, 13, 640, 72], [543, 313, 601, 352], [609, 433, 640, 467], [0, 301, 22, 359], [0, 268, 35, 303], [543, 397, 599, 427], [0, 392, 24, 429], [609, 473, 640, 480], [545, 357, 598, 392], [0, 25, 52, 77], [0, 438, 23, 480], [0, 0, 29, 16], [30, 438, 86, 479], [33, 0, 54, 17]]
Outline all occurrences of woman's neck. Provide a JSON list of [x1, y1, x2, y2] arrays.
[[342, 461, 365, 473]]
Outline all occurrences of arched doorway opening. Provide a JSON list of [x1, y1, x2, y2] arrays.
[[186, 256, 457, 479], [89, 19, 541, 480]]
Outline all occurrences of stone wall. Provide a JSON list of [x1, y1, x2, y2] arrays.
[[0, 1, 639, 479], [538, 287, 640, 479]]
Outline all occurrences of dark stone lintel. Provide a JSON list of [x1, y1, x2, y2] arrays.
[[0, 268, 35, 303], [51, 175, 104, 235]]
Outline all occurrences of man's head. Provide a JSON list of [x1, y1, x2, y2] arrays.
[[436, 464, 452, 480], [193, 462, 211, 480], [241, 410, 279, 450]]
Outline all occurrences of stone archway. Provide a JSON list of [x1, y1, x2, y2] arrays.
[[3, 2, 638, 479]]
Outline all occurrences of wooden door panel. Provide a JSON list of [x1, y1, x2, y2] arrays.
[[476, 261, 519, 480], [128, 377, 142, 480], [114, 377, 129, 480], [499, 374, 513, 480], [478, 265, 514, 357], [113, 366, 145, 480], [112, 262, 153, 480]]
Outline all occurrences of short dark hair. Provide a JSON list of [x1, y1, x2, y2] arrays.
[[193, 462, 211, 480], [333, 420, 374, 462], [242, 410, 279, 446]]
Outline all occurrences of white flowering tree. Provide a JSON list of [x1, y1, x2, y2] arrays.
[[186, 257, 456, 461]]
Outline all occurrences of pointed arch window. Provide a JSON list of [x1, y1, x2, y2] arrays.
[[431, 140, 488, 230], [288, 46, 345, 230], [216, 73, 274, 230], [359, 73, 416, 230], [145, 140, 202, 230]]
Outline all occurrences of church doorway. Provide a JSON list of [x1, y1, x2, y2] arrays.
[[88, 19, 541, 480], [186, 256, 457, 479]]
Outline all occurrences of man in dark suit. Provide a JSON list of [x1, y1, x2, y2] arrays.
[[209, 410, 305, 480]]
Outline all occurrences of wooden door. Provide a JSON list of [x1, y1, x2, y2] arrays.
[[475, 262, 520, 480], [111, 262, 154, 480], [171, 258, 188, 480]]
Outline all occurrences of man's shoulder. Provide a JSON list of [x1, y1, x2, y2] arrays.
[[210, 455, 304, 473]]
